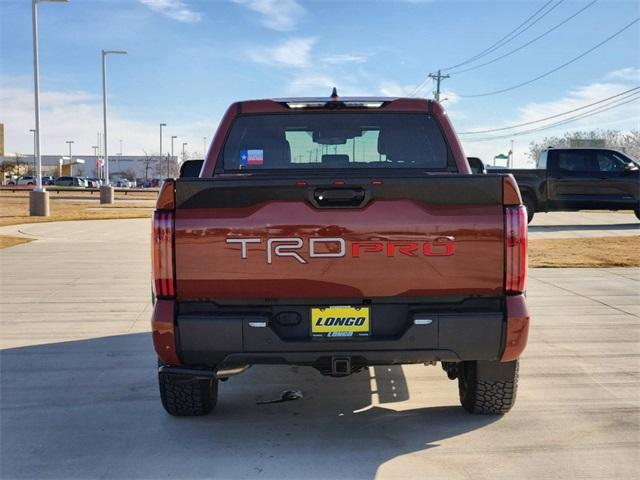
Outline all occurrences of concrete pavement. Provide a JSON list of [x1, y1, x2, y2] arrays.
[[0, 219, 639, 479], [529, 211, 639, 239]]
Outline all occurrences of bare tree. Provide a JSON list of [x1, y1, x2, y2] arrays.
[[142, 150, 158, 181], [528, 129, 640, 162]]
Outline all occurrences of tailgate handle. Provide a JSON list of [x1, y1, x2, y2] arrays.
[[310, 188, 369, 208]]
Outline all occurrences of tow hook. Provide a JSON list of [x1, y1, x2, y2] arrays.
[[331, 357, 351, 376]]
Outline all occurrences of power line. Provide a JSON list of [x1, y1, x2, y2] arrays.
[[442, 0, 558, 72], [449, 0, 598, 75], [457, 17, 640, 98], [409, 0, 562, 97], [462, 94, 640, 142], [458, 86, 639, 135]]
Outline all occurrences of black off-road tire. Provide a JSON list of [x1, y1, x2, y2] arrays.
[[635, 207, 640, 221], [522, 194, 535, 224], [458, 360, 519, 414], [159, 373, 218, 416]]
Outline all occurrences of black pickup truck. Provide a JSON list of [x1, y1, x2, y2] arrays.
[[490, 148, 639, 222]]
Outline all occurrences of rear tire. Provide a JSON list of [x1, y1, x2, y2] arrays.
[[522, 194, 535, 224], [458, 360, 518, 414], [635, 208, 639, 221], [159, 372, 218, 416]]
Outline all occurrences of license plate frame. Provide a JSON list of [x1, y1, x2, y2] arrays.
[[310, 305, 370, 339]]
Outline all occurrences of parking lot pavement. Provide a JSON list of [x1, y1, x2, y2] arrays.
[[1, 219, 639, 479], [529, 211, 639, 239]]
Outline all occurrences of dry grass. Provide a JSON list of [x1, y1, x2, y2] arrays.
[[529, 236, 640, 268], [0, 235, 34, 249], [0, 191, 155, 227]]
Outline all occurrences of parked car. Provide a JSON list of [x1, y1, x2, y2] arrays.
[[111, 177, 133, 188], [85, 178, 101, 188], [151, 94, 530, 417], [7, 176, 36, 185], [42, 176, 55, 185], [491, 148, 639, 222], [54, 176, 86, 187]]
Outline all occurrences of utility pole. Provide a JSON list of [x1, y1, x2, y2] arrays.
[[428, 69, 450, 102]]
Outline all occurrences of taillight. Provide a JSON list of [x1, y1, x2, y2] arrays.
[[152, 210, 175, 298], [505, 205, 527, 293]]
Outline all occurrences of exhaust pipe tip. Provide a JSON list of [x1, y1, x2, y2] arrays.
[[216, 364, 251, 379]]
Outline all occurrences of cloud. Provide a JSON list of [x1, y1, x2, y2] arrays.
[[378, 81, 416, 97], [233, 0, 304, 31], [605, 67, 640, 82], [288, 74, 338, 95], [139, 0, 202, 23], [320, 54, 368, 65], [249, 37, 317, 68], [0, 76, 214, 158], [248, 38, 369, 71]]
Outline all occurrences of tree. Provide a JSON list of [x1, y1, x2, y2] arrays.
[[142, 150, 158, 181], [121, 168, 137, 181], [528, 129, 640, 162]]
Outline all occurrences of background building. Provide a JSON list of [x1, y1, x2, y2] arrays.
[[0, 153, 182, 181]]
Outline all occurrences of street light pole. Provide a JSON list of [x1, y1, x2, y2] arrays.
[[159, 123, 166, 177], [101, 49, 127, 189], [182, 142, 188, 162], [30, 0, 67, 216], [30, 129, 36, 175], [203, 137, 207, 158], [92, 145, 99, 176], [65, 140, 74, 177], [171, 135, 177, 177]]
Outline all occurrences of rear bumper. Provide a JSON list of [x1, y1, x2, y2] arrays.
[[152, 295, 530, 368]]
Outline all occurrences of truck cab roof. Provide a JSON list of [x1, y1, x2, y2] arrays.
[[537, 147, 635, 169]]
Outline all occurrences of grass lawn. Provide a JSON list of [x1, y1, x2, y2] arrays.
[[529, 236, 639, 268], [0, 235, 34, 249], [0, 190, 155, 227]]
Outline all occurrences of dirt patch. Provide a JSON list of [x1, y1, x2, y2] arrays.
[[529, 236, 640, 268], [0, 235, 34, 250]]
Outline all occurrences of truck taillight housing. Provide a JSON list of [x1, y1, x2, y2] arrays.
[[152, 211, 175, 298], [505, 205, 527, 294]]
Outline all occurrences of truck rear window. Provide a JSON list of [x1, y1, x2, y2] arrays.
[[221, 113, 452, 171]]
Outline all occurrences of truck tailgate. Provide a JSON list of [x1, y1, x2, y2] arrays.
[[173, 176, 505, 300]]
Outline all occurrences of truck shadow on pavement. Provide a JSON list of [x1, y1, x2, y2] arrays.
[[529, 223, 639, 233], [1, 333, 499, 479]]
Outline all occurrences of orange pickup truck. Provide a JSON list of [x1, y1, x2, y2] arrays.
[[151, 93, 530, 416]]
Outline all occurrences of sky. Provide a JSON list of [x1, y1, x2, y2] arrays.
[[1, 0, 639, 166]]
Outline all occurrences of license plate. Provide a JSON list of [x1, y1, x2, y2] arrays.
[[311, 306, 370, 338]]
